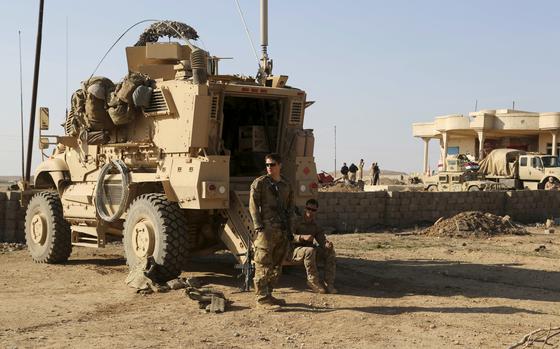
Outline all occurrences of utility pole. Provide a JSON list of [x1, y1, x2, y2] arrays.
[[334, 125, 337, 177]]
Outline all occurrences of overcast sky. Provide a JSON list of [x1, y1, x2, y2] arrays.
[[1, 0, 560, 176]]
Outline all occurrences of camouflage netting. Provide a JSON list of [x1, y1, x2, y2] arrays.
[[135, 21, 199, 46], [422, 211, 528, 238]]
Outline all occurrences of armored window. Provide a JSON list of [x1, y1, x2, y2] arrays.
[[438, 175, 448, 183]]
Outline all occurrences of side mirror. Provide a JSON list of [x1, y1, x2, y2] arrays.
[[39, 137, 49, 149], [39, 107, 49, 130]]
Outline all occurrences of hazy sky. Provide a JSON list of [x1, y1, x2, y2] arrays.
[[1, 0, 560, 176]]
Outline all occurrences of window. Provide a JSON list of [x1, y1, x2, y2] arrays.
[[531, 157, 543, 169], [519, 157, 527, 167], [541, 156, 559, 168], [546, 143, 560, 155], [447, 146, 459, 155], [438, 175, 448, 183]]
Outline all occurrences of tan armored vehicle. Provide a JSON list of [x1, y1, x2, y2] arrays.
[[24, 13, 317, 284], [424, 154, 504, 192]]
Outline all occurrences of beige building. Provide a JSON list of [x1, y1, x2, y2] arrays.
[[412, 109, 560, 173]]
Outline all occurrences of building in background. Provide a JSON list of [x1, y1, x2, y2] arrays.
[[413, 109, 560, 173]]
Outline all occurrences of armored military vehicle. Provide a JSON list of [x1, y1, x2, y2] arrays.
[[423, 154, 504, 192], [23, 3, 317, 283]]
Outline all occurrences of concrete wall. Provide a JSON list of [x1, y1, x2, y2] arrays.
[[0, 191, 25, 243], [448, 137, 476, 157], [316, 190, 560, 231], [1, 190, 559, 241]]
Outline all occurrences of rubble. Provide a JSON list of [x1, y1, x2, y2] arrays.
[[0, 242, 26, 253], [422, 211, 528, 238]]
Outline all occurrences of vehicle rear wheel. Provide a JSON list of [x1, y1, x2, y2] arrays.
[[25, 191, 72, 263], [468, 186, 480, 191], [123, 193, 187, 282]]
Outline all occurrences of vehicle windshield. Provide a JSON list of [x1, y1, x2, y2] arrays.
[[541, 156, 560, 168]]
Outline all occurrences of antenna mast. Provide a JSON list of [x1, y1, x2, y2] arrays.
[[257, 0, 272, 84], [25, 0, 45, 183], [18, 31, 25, 182]]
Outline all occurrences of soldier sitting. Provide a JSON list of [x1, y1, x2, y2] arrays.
[[545, 177, 560, 191], [288, 199, 337, 294]]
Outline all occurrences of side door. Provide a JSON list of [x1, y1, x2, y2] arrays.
[[527, 156, 544, 181]]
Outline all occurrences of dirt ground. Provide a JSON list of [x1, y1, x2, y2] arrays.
[[1, 227, 559, 349]]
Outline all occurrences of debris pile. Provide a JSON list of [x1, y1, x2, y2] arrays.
[[422, 211, 528, 238], [319, 182, 362, 192], [0, 242, 26, 253]]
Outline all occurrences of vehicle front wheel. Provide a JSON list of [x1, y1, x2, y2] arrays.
[[123, 193, 187, 282], [427, 185, 438, 192], [25, 191, 72, 263], [468, 186, 480, 191]]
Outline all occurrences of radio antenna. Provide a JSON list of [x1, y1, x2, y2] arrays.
[[18, 30, 25, 181]]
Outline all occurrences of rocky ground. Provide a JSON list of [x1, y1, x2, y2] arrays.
[[1, 227, 559, 348]]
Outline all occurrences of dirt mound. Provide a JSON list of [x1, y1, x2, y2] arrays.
[[422, 211, 528, 238], [319, 182, 362, 192]]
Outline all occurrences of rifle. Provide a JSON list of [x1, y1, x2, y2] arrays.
[[234, 239, 254, 292]]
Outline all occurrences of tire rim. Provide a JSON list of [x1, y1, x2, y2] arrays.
[[30, 213, 47, 245], [131, 219, 155, 258]]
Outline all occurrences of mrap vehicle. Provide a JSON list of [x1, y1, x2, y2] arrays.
[[23, 3, 317, 284]]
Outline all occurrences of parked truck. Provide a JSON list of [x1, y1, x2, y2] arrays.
[[22, 3, 318, 285], [478, 149, 560, 190]]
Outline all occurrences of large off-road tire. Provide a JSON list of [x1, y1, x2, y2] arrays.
[[123, 193, 187, 282], [468, 186, 480, 191], [25, 191, 72, 263]]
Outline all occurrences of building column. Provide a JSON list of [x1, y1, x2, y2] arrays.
[[477, 130, 485, 160], [552, 131, 558, 156], [422, 137, 430, 175], [441, 132, 448, 171]]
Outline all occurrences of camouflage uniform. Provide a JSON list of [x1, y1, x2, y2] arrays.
[[249, 175, 293, 301], [290, 217, 336, 287]]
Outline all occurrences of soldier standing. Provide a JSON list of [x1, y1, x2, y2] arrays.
[[289, 199, 337, 294], [358, 159, 364, 181], [340, 163, 349, 182], [373, 162, 380, 185], [249, 153, 294, 310], [349, 163, 358, 183]]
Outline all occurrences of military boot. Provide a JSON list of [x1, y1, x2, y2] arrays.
[[267, 294, 287, 306], [325, 283, 338, 294], [307, 279, 326, 294], [256, 296, 281, 310]]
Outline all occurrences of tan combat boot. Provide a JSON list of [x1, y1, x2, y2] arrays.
[[256, 297, 281, 310], [267, 294, 287, 306], [307, 279, 326, 294]]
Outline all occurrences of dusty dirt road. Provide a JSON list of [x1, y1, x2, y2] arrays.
[[1, 228, 559, 349]]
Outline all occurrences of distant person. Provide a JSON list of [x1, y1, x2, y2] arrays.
[[340, 163, 349, 182], [348, 163, 358, 183], [358, 159, 365, 181], [544, 177, 559, 191], [372, 162, 380, 185]]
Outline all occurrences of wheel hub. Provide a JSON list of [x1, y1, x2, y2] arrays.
[[30, 213, 47, 245], [131, 220, 155, 258]]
